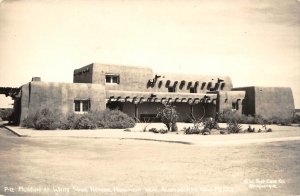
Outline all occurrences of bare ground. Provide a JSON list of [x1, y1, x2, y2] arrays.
[[0, 127, 299, 196]]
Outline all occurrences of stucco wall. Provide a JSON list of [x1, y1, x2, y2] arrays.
[[232, 86, 295, 119], [73, 64, 93, 83], [150, 73, 233, 93], [218, 91, 245, 115], [20, 81, 106, 124], [92, 63, 154, 91], [254, 87, 295, 119], [232, 87, 255, 116], [73, 63, 233, 94]]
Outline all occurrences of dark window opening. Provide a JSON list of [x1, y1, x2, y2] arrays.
[[74, 100, 81, 112], [190, 87, 197, 93], [106, 102, 123, 111], [82, 100, 90, 112], [105, 74, 120, 84], [220, 83, 225, 90], [207, 82, 212, 90], [168, 86, 176, 92], [232, 102, 239, 111]]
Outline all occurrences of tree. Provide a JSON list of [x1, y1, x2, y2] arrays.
[[157, 103, 179, 132]]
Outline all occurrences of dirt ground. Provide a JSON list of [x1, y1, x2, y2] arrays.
[[0, 127, 299, 196]]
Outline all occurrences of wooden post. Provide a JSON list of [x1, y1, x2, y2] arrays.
[[134, 104, 139, 120]]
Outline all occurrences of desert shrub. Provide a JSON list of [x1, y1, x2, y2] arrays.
[[157, 103, 179, 132], [0, 108, 13, 121], [22, 108, 62, 130], [293, 113, 300, 124], [220, 130, 226, 134], [22, 108, 135, 130], [59, 113, 79, 130], [277, 118, 292, 126], [266, 128, 272, 132], [184, 126, 201, 134], [149, 128, 159, 133], [246, 125, 255, 133], [203, 118, 219, 129], [227, 121, 242, 133], [218, 109, 257, 124], [159, 128, 168, 134], [201, 127, 211, 135], [217, 109, 240, 123], [148, 128, 168, 134], [100, 109, 135, 128], [22, 114, 35, 128], [73, 114, 97, 129], [239, 115, 255, 124]]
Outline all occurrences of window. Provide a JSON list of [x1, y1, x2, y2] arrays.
[[74, 100, 81, 112], [74, 100, 90, 113], [190, 87, 197, 93], [82, 100, 90, 112], [232, 102, 236, 110], [168, 86, 176, 92], [232, 101, 239, 111], [105, 74, 119, 84]]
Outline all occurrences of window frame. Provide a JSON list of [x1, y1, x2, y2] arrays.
[[74, 99, 91, 113], [105, 74, 120, 84]]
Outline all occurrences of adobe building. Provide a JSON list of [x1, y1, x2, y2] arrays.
[[1, 63, 295, 124]]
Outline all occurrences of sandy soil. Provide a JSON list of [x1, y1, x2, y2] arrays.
[[0, 127, 299, 196]]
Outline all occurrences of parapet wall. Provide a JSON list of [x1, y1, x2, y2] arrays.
[[73, 63, 233, 93], [255, 87, 295, 119], [19, 81, 106, 124], [233, 86, 295, 119]]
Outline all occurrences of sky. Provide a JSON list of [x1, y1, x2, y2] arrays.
[[0, 0, 299, 108]]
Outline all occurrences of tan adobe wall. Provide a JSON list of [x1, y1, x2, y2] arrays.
[[218, 91, 245, 115], [73, 64, 94, 83], [92, 63, 154, 91], [73, 63, 233, 93], [19, 81, 106, 124], [233, 86, 295, 119], [150, 72, 233, 93], [254, 87, 295, 119], [232, 87, 255, 116]]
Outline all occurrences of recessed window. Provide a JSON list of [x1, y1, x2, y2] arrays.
[[105, 74, 120, 84], [82, 100, 90, 112], [74, 100, 90, 113], [232, 101, 239, 111], [74, 100, 81, 112], [190, 87, 197, 93], [168, 86, 176, 92]]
